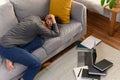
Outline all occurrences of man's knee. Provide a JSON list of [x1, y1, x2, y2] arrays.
[[30, 58, 41, 70]]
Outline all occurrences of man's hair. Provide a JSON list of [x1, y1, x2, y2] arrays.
[[55, 17, 62, 24]]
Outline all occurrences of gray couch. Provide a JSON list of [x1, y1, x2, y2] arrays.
[[0, 0, 86, 80]]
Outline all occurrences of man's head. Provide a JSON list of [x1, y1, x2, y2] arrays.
[[42, 14, 62, 29]]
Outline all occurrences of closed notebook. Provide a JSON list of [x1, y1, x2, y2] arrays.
[[81, 69, 100, 80], [88, 66, 106, 76], [93, 59, 113, 71]]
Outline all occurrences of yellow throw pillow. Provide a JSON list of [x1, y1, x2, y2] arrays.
[[49, 0, 72, 24]]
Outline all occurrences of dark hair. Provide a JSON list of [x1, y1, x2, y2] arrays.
[[55, 16, 62, 24]]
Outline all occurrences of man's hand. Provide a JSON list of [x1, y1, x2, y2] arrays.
[[45, 14, 56, 24]]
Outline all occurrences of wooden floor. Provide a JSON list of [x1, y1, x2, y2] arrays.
[[86, 10, 120, 50]]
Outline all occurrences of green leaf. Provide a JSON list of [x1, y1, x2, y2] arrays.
[[101, 0, 105, 6], [100, 0, 118, 9], [109, 0, 115, 9]]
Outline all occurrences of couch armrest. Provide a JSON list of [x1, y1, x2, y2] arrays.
[[71, 1, 87, 35]]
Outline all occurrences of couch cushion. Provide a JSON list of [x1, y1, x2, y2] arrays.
[[42, 37, 61, 55], [0, 0, 18, 37], [32, 47, 47, 62], [60, 20, 82, 44], [10, 0, 50, 21], [42, 20, 82, 55], [49, 0, 72, 24]]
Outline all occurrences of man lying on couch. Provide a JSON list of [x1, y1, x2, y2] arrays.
[[0, 14, 60, 80]]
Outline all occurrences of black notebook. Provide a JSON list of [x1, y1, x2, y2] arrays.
[[93, 59, 113, 71], [82, 69, 100, 80], [88, 66, 106, 76]]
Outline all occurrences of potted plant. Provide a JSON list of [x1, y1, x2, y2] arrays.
[[101, 0, 120, 9]]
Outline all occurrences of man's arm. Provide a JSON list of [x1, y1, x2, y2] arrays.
[[37, 14, 60, 37], [37, 23, 60, 37]]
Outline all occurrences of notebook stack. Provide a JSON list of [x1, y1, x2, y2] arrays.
[[74, 36, 113, 80], [74, 51, 113, 80]]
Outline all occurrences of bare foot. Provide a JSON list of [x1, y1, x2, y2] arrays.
[[6, 59, 15, 70]]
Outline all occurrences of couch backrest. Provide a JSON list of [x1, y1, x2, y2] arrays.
[[0, 0, 18, 37], [10, 0, 50, 21]]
